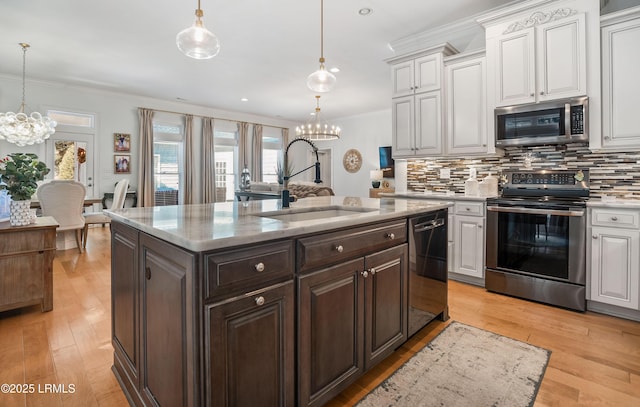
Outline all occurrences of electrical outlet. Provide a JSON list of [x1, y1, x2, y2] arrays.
[[440, 168, 450, 179]]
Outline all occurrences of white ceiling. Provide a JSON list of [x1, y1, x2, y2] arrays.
[[0, 0, 514, 123]]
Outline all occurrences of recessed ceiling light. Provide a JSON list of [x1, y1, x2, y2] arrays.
[[358, 7, 373, 16], [241, 98, 248, 102], [329, 67, 340, 73]]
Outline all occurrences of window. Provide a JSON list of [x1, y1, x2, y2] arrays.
[[213, 121, 238, 201], [46, 110, 95, 128], [262, 128, 283, 184], [153, 123, 183, 206]]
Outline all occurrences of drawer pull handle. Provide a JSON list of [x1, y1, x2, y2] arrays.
[[255, 296, 265, 306], [145, 267, 151, 280], [611, 216, 618, 221], [335, 245, 344, 253], [361, 270, 369, 278], [370, 267, 376, 275], [385, 233, 395, 240], [255, 262, 265, 272]]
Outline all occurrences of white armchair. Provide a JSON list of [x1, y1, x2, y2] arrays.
[[36, 180, 86, 253], [82, 179, 129, 249]]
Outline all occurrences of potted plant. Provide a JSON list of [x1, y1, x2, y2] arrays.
[[0, 153, 50, 226]]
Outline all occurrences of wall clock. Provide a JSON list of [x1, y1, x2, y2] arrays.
[[343, 149, 362, 173]]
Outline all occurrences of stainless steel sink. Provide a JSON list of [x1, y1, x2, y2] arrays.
[[256, 206, 377, 222]]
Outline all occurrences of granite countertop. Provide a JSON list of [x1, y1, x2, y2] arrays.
[[587, 199, 640, 209], [382, 192, 497, 202], [106, 196, 451, 252]]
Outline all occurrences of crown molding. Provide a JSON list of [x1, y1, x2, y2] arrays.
[[601, 4, 640, 26], [476, 0, 558, 27]]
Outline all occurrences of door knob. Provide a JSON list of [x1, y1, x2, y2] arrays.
[[361, 270, 369, 278], [255, 262, 265, 272], [255, 296, 265, 306], [335, 245, 344, 253]]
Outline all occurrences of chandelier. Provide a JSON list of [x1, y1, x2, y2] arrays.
[[0, 43, 57, 147], [176, 0, 220, 59], [307, 0, 336, 93], [296, 96, 341, 140]]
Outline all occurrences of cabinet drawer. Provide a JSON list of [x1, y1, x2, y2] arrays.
[[454, 202, 484, 216], [297, 220, 407, 273], [205, 240, 294, 300], [591, 208, 639, 229]]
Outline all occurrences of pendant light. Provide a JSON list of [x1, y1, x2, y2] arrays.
[[0, 43, 57, 147], [307, 0, 336, 93], [176, 0, 220, 60], [296, 96, 341, 140]]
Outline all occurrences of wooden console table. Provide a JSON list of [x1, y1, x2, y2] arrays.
[[0, 217, 59, 313]]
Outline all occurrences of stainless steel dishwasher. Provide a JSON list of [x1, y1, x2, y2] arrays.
[[408, 209, 449, 337]]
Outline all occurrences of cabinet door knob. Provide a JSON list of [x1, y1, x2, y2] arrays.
[[604, 136, 611, 140], [370, 267, 376, 275], [255, 262, 265, 272], [530, 93, 534, 97], [145, 267, 151, 280], [466, 207, 470, 211], [611, 216, 618, 221], [255, 296, 265, 306], [361, 270, 369, 278], [540, 91, 545, 95], [478, 224, 483, 229], [335, 245, 344, 253], [385, 232, 395, 240], [592, 235, 598, 239]]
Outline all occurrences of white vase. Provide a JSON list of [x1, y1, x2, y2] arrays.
[[10, 200, 32, 226]]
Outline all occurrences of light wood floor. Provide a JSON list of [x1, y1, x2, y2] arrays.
[[1, 226, 639, 407]]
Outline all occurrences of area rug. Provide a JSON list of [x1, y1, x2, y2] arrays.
[[356, 321, 550, 407]]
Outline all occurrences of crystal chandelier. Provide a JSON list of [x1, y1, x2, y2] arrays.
[[0, 43, 57, 147], [296, 96, 341, 140], [176, 0, 220, 59], [307, 0, 336, 93]]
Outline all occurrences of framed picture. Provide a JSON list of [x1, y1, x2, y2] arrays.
[[114, 133, 131, 152], [114, 155, 131, 174]]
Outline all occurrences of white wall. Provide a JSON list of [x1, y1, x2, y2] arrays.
[[0, 74, 297, 201], [293, 109, 393, 198]]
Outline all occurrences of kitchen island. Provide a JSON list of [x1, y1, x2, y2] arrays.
[[106, 196, 450, 407]]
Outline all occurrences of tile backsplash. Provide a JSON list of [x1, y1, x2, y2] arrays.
[[407, 143, 640, 199]]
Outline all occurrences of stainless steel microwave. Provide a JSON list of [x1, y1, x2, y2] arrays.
[[495, 96, 588, 147]]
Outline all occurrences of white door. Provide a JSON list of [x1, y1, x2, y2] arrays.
[[392, 96, 415, 157], [415, 91, 442, 155], [494, 28, 535, 106], [45, 131, 96, 197], [455, 215, 485, 279]]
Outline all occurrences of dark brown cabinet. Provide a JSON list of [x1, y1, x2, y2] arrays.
[[111, 222, 141, 403], [206, 280, 294, 407], [298, 258, 366, 407], [139, 233, 197, 407], [298, 237, 408, 407], [364, 244, 408, 370], [111, 223, 199, 407]]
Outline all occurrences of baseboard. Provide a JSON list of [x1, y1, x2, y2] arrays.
[[587, 301, 640, 322]]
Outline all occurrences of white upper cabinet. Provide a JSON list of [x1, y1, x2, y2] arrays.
[[388, 44, 456, 158], [601, 6, 640, 150], [391, 54, 442, 98], [445, 52, 490, 155], [492, 11, 587, 107]]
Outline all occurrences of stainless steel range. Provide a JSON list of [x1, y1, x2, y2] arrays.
[[485, 169, 589, 311]]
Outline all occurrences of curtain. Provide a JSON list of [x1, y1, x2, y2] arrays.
[[252, 125, 263, 181], [184, 114, 194, 204], [137, 108, 155, 207], [202, 117, 216, 203], [237, 122, 249, 171]]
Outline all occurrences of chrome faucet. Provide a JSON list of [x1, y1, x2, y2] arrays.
[[281, 138, 322, 208]]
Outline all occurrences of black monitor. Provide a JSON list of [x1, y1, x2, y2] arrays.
[[379, 146, 394, 178]]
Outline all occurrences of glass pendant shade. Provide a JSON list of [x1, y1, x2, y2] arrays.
[[176, 5, 220, 59], [307, 62, 336, 93], [296, 96, 340, 141], [307, 0, 336, 93], [0, 43, 57, 147]]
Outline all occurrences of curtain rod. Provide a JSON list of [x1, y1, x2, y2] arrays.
[[138, 106, 290, 131]]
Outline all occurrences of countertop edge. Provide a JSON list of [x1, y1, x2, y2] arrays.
[[107, 198, 452, 252]]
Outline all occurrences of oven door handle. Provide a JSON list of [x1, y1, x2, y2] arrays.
[[414, 218, 445, 232], [487, 206, 584, 217]]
